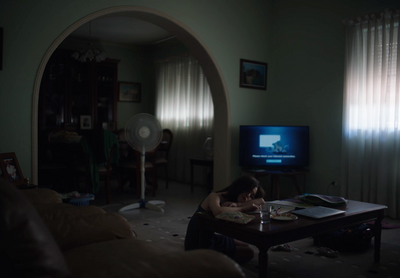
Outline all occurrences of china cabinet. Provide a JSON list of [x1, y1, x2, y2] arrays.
[[38, 48, 119, 135], [37, 49, 119, 189]]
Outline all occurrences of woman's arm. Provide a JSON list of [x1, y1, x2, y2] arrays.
[[207, 193, 258, 216], [237, 198, 265, 207]]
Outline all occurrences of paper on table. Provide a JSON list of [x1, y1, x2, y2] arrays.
[[266, 200, 314, 209], [246, 204, 296, 214]]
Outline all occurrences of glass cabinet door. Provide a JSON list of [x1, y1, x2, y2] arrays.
[[93, 61, 119, 130], [39, 49, 119, 133], [69, 61, 90, 127]]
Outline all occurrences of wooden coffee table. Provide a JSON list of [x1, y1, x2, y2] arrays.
[[197, 200, 387, 278]]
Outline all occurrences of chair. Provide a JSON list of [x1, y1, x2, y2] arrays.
[[39, 129, 86, 191], [156, 129, 173, 189], [118, 128, 159, 198], [74, 129, 120, 204]]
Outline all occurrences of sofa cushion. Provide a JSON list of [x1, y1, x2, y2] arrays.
[[64, 239, 245, 278], [21, 187, 63, 204], [0, 178, 71, 277], [33, 203, 105, 222], [44, 212, 136, 251]]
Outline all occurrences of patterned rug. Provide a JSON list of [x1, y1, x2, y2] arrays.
[[116, 212, 400, 278], [128, 215, 189, 253], [93, 183, 400, 278]]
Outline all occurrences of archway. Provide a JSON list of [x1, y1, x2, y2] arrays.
[[32, 6, 231, 190]]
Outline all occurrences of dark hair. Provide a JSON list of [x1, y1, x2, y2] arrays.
[[217, 175, 265, 202]]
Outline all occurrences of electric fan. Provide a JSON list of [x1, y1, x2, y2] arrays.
[[119, 113, 165, 213]]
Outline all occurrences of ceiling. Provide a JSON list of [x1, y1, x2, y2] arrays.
[[69, 15, 173, 45]]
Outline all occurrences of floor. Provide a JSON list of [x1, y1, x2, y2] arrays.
[[90, 178, 209, 219], [84, 178, 400, 278]]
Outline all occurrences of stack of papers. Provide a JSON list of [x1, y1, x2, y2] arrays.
[[267, 200, 314, 210], [246, 200, 314, 214]]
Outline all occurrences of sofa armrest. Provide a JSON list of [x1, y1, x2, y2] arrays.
[[0, 178, 72, 277], [33, 203, 105, 222], [44, 212, 136, 251], [21, 188, 62, 204], [65, 239, 245, 278]]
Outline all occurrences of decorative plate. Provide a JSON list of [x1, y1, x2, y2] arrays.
[[270, 213, 298, 221]]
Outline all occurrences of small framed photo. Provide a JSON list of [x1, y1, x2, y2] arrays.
[[0, 152, 25, 186], [239, 59, 268, 90], [119, 82, 141, 102], [80, 115, 91, 129]]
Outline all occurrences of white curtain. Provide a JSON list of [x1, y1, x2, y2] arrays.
[[155, 55, 214, 183], [341, 10, 400, 218]]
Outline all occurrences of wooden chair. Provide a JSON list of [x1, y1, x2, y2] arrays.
[[74, 130, 120, 204], [155, 129, 173, 189]]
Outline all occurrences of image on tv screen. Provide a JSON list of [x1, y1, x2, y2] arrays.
[[239, 125, 309, 168]]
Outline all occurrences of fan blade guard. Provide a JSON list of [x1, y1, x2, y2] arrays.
[[125, 113, 163, 152]]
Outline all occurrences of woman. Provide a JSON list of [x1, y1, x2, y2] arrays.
[[184, 175, 265, 263]]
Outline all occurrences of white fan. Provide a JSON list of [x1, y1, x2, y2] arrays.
[[119, 113, 165, 213]]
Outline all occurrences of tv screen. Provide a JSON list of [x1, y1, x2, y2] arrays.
[[239, 125, 309, 169]]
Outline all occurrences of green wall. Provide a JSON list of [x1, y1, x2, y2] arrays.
[[0, 0, 273, 184], [266, 0, 399, 197], [0, 0, 398, 197]]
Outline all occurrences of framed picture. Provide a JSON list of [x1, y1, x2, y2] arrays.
[[239, 59, 268, 90], [119, 82, 141, 102], [0, 152, 25, 186], [80, 115, 91, 129]]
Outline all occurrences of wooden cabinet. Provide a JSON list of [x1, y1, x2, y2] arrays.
[[38, 49, 120, 189], [38, 49, 119, 135], [92, 61, 119, 129]]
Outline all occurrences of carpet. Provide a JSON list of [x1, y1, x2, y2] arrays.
[[92, 181, 400, 278], [115, 210, 400, 278], [242, 239, 400, 278], [128, 215, 189, 253]]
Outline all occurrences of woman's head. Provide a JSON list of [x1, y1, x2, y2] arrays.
[[220, 175, 264, 202]]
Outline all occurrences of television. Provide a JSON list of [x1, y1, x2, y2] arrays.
[[239, 125, 309, 170]]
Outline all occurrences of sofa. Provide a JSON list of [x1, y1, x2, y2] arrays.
[[0, 178, 245, 278]]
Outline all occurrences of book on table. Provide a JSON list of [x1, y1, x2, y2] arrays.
[[296, 193, 348, 207], [291, 206, 346, 219]]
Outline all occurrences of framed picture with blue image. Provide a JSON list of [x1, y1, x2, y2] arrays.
[[239, 59, 268, 90], [0, 152, 25, 186]]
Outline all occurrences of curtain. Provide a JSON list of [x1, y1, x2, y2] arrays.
[[155, 55, 214, 183], [341, 10, 400, 218]]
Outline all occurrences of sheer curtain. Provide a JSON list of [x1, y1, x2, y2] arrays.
[[341, 10, 400, 218], [155, 55, 214, 182]]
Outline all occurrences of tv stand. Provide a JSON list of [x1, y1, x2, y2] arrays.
[[242, 167, 308, 199]]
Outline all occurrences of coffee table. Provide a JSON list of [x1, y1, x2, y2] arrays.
[[197, 200, 387, 278]]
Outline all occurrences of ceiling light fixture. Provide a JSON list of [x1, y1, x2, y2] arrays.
[[71, 21, 107, 63]]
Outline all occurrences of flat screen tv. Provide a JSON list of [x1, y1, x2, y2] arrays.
[[239, 125, 309, 170]]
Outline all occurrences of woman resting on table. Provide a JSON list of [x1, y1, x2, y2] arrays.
[[184, 175, 265, 263]]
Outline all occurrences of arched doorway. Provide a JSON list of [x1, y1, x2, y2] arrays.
[[31, 6, 231, 190]]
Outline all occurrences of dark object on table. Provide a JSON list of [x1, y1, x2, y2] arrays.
[[297, 193, 348, 207]]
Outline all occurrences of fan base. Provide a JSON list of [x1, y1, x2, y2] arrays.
[[118, 199, 165, 213]]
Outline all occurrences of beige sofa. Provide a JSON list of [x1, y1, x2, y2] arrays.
[[0, 178, 245, 278]]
